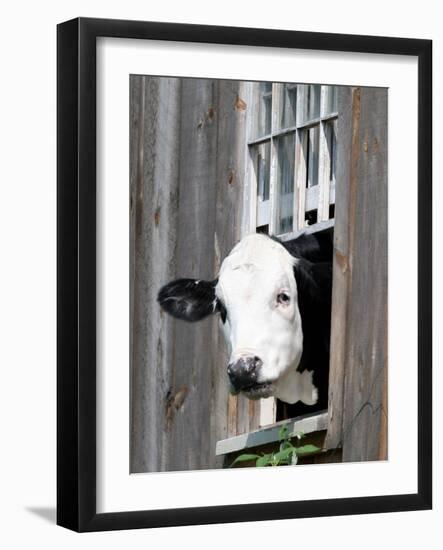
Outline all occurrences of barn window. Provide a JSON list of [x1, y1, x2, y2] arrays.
[[244, 83, 338, 240]]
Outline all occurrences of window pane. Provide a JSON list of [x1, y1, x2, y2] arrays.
[[325, 86, 338, 115], [307, 125, 320, 188], [308, 85, 321, 120], [299, 84, 321, 124], [255, 82, 272, 137], [252, 141, 271, 228], [325, 119, 337, 186], [279, 83, 297, 129], [255, 142, 271, 202], [276, 134, 296, 234]]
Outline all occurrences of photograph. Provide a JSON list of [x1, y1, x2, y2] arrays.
[[129, 75, 388, 473]]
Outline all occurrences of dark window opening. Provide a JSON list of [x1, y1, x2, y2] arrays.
[[305, 126, 319, 188], [305, 209, 318, 226], [256, 142, 271, 202], [256, 224, 269, 235]]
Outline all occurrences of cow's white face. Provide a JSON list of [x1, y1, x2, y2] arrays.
[[215, 234, 304, 401], [158, 233, 319, 405]]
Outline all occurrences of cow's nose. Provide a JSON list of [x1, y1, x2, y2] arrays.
[[227, 356, 263, 392]]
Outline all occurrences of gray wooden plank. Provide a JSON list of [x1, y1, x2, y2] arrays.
[[130, 76, 182, 472], [325, 87, 388, 462], [129, 75, 142, 470], [210, 79, 247, 463], [324, 86, 354, 451], [341, 87, 388, 462], [164, 78, 219, 471]]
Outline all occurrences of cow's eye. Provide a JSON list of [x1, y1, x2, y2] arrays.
[[277, 292, 290, 305]]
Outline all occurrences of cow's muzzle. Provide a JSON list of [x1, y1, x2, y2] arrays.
[[227, 356, 263, 393]]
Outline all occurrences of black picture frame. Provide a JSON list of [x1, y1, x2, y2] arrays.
[[57, 17, 432, 532]]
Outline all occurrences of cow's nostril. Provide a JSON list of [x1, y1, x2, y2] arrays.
[[253, 356, 263, 369]]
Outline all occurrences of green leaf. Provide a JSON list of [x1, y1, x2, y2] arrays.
[[294, 444, 321, 456], [273, 447, 297, 463], [230, 453, 260, 467], [292, 431, 305, 440], [256, 454, 273, 467]]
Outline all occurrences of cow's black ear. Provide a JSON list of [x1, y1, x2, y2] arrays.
[[157, 278, 218, 322]]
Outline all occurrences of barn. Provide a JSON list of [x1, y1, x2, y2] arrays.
[[130, 76, 387, 472]]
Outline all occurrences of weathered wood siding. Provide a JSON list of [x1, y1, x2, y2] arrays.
[[130, 76, 260, 473], [130, 78, 388, 472], [326, 86, 388, 462]]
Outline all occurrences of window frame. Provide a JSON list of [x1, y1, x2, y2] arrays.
[[242, 81, 338, 242]]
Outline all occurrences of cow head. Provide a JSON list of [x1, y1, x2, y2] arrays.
[[158, 234, 317, 405]]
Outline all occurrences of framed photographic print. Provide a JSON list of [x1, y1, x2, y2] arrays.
[[57, 17, 432, 532]]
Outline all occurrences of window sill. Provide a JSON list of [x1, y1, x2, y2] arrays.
[[216, 410, 328, 457]]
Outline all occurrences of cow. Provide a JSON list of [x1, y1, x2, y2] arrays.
[[157, 231, 332, 415]]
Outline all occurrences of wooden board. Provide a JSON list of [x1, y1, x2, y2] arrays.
[[216, 411, 328, 456], [325, 87, 388, 462], [130, 76, 182, 473]]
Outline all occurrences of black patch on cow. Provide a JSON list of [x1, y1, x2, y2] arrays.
[[293, 259, 332, 409], [157, 278, 217, 322], [157, 278, 227, 324], [277, 230, 333, 417], [273, 231, 333, 263]]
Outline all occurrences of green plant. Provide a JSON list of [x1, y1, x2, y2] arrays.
[[230, 425, 321, 468]]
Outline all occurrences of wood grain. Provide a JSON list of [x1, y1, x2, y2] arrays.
[[325, 87, 388, 462]]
